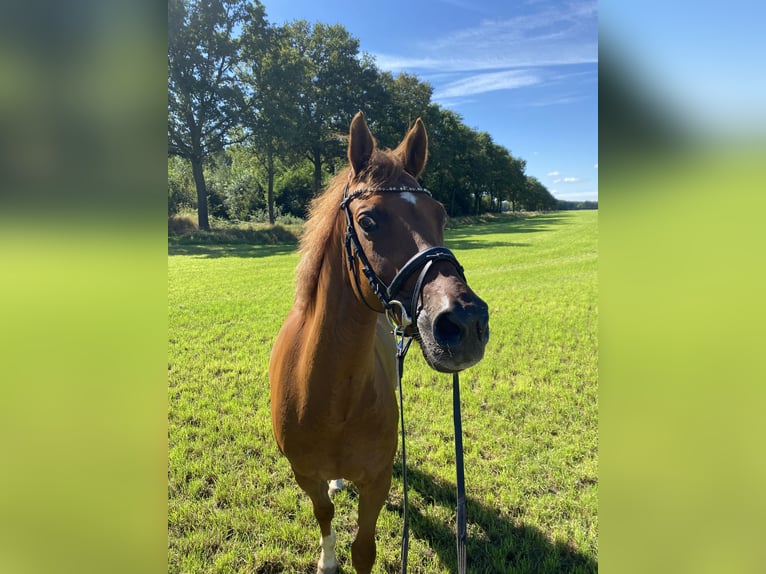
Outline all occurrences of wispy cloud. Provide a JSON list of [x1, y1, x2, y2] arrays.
[[371, 1, 597, 111], [547, 170, 560, 176], [434, 70, 541, 100], [373, 0, 597, 75], [526, 94, 588, 107], [563, 177, 579, 182], [373, 47, 595, 75], [593, 163, 598, 169]]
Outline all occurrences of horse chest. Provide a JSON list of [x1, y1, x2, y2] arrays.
[[281, 369, 398, 474]]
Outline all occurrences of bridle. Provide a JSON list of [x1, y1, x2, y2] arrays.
[[339, 180, 469, 574], [340, 181, 466, 332]]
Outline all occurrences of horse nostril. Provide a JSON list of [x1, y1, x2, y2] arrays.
[[434, 312, 464, 348]]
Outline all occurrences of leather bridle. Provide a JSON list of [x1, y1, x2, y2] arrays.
[[340, 181, 466, 332]]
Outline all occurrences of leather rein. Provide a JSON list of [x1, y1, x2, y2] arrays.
[[340, 182, 469, 574]]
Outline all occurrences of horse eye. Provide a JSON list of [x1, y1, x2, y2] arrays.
[[358, 215, 377, 232]]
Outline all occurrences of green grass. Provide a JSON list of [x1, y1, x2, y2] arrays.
[[168, 210, 598, 573]]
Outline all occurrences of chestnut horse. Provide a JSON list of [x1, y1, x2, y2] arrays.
[[269, 112, 489, 573]]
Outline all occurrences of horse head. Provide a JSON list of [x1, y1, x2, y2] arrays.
[[342, 111, 489, 372]]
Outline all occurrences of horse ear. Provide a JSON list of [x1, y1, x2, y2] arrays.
[[348, 111, 375, 176], [396, 118, 428, 178]]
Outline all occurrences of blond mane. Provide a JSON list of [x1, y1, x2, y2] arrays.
[[294, 148, 404, 309]]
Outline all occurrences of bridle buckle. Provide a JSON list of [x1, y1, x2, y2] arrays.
[[386, 299, 413, 332]]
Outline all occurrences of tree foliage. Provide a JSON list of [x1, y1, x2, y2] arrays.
[[283, 21, 382, 194], [168, 0, 267, 229], [168, 0, 562, 227]]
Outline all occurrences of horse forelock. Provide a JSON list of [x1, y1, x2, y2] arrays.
[[355, 148, 404, 188], [294, 149, 405, 309]]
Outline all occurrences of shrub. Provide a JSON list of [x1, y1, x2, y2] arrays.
[[168, 213, 198, 235]]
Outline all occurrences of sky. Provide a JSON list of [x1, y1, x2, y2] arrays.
[[264, 0, 598, 203], [600, 1, 766, 137]]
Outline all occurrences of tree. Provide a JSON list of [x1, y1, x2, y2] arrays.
[[167, 5, 550, 224], [368, 72, 434, 149], [168, 156, 196, 216], [240, 22, 307, 224], [469, 132, 494, 215], [168, 0, 266, 230], [484, 142, 509, 213], [505, 156, 527, 212], [422, 107, 489, 216], [285, 21, 379, 194], [522, 176, 558, 211], [275, 160, 314, 218], [206, 144, 263, 221]]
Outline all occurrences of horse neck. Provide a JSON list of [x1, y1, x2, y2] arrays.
[[303, 237, 380, 378]]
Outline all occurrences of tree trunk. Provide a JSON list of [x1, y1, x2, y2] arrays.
[[191, 156, 210, 231], [267, 149, 275, 225], [312, 147, 323, 195]]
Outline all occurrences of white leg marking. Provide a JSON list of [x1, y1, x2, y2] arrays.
[[400, 192, 418, 205], [328, 478, 344, 495], [318, 528, 338, 572]]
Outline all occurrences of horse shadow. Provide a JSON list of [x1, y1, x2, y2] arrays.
[[384, 463, 597, 573]]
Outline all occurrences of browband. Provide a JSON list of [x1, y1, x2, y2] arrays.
[[340, 186, 432, 209]]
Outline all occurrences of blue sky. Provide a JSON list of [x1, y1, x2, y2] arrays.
[[264, 0, 598, 202], [600, 2, 766, 137]]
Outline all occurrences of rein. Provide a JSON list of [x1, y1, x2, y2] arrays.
[[394, 329, 467, 574], [340, 183, 468, 574]]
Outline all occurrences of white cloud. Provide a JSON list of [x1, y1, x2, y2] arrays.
[[547, 171, 560, 176], [526, 95, 587, 107], [553, 176, 581, 184], [593, 163, 598, 169], [434, 70, 541, 100], [371, 0, 597, 75], [551, 189, 598, 201], [372, 55, 443, 72]]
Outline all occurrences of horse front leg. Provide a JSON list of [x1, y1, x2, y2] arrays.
[[294, 473, 338, 574], [351, 467, 393, 574]]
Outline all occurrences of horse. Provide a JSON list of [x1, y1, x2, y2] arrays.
[[269, 111, 489, 573]]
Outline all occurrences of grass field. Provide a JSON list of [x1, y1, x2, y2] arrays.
[[168, 210, 598, 573]]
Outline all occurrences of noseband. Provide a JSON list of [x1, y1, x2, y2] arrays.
[[340, 182, 466, 331]]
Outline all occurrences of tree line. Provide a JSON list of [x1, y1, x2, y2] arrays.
[[168, 0, 566, 231]]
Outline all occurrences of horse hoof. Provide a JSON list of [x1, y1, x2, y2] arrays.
[[317, 567, 338, 574]]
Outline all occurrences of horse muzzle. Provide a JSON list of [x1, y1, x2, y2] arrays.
[[417, 288, 489, 373]]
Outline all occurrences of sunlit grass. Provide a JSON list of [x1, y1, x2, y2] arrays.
[[168, 210, 597, 573]]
